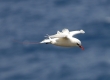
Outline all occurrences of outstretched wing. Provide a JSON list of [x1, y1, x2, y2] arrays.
[[48, 29, 85, 38], [49, 33, 67, 38], [70, 30, 85, 36], [49, 28, 69, 38]]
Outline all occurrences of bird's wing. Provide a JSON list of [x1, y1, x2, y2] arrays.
[[70, 30, 85, 36], [49, 28, 69, 38], [62, 28, 69, 34], [49, 29, 85, 38], [49, 33, 67, 38]]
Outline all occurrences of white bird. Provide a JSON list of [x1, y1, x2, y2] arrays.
[[40, 28, 85, 50]]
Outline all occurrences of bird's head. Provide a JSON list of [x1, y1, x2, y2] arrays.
[[77, 43, 84, 50], [74, 38, 84, 50]]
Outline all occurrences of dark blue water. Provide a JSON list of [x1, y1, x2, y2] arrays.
[[0, 0, 110, 80]]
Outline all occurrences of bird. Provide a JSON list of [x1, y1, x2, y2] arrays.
[[40, 28, 85, 50]]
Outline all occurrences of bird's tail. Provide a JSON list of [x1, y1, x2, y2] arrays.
[[40, 34, 51, 44], [13, 40, 40, 44], [40, 39, 51, 44]]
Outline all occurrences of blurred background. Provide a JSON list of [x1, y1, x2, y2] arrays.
[[0, 0, 110, 80]]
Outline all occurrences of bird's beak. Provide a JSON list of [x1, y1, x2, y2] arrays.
[[79, 45, 84, 50], [77, 43, 84, 50]]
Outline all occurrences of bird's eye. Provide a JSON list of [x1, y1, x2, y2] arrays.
[[77, 43, 79, 46]]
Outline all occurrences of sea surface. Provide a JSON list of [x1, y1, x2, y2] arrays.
[[0, 0, 110, 80]]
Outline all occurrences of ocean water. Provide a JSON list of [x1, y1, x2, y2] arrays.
[[0, 0, 110, 80]]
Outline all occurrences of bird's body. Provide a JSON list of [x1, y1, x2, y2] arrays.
[[48, 37, 79, 47], [40, 28, 85, 50]]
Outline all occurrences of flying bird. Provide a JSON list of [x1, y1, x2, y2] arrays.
[[40, 28, 85, 50]]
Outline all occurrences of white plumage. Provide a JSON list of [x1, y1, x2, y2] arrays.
[[40, 28, 85, 50]]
